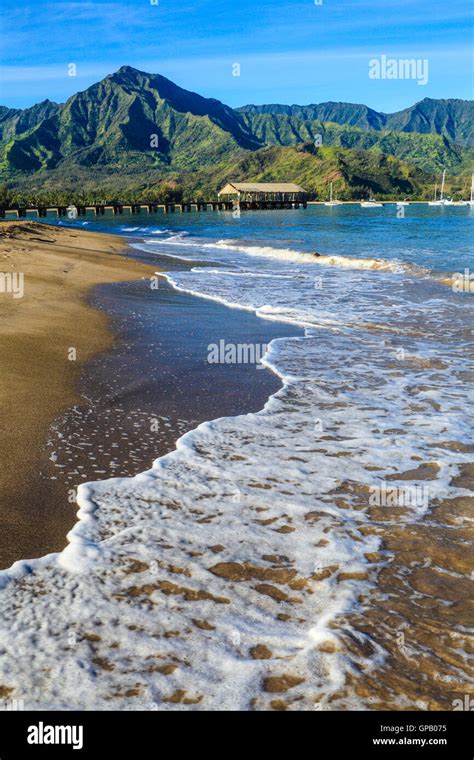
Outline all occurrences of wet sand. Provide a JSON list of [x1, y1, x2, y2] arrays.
[[0, 222, 301, 568], [314, 465, 474, 710], [0, 222, 157, 566], [47, 275, 300, 483]]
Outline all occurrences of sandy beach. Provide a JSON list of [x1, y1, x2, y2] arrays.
[[0, 216, 471, 714], [0, 221, 157, 565]]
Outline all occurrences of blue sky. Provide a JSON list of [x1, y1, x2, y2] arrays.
[[1, 0, 472, 111]]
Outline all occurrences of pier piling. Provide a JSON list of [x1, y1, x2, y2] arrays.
[[0, 199, 314, 219]]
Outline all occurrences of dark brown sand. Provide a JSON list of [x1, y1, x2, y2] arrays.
[[0, 221, 157, 565]]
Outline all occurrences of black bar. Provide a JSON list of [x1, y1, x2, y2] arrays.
[[0, 710, 471, 757]]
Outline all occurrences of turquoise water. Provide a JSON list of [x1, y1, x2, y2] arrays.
[[66, 203, 473, 272]]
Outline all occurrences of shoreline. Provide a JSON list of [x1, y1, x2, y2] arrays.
[[0, 221, 157, 567], [0, 217, 471, 710], [0, 221, 300, 569]]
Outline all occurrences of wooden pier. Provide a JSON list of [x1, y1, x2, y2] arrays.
[[0, 200, 308, 219]]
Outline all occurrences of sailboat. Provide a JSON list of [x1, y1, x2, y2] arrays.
[[324, 182, 343, 206], [428, 170, 453, 206], [360, 198, 384, 208]]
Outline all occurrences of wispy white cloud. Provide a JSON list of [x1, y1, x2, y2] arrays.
[[1, 44, 471, 83], [1, 0, 471, 110]]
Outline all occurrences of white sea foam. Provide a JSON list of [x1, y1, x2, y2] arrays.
[[207, 240, 413, 272], [151, 235, 432, 277], [121, 226, 172, 234], [0, 226, 471, 710], [191, 268, 310, 280]]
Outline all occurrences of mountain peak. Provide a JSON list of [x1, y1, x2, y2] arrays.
[[116, 65, 141, 74], [106, 66, 185, 95], [108, 65, 148, 81]]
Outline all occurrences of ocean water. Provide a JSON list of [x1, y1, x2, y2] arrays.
[[0, 206, 472, 710]]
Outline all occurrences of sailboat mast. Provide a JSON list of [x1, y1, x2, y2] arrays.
[[330, 182, 333, 202], [471, 173, 473, 203], [440, 170, 446, 200]]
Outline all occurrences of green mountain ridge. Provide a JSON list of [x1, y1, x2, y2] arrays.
[[176, 143, 437, 201], [237, 113, 474, 174], [0, 66, 260, 175], [7, 142, 469, 207], [237, 98, 474, 147], [1, 66, 473, 203]]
